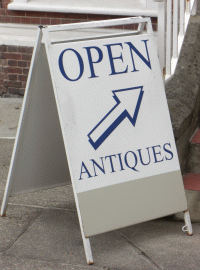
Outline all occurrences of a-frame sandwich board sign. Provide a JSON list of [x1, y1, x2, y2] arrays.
[[1, 17, 192, 264]]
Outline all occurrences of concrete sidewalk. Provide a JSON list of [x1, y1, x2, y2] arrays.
[[0, 107, 200, 270]]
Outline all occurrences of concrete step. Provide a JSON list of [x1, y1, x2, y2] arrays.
[[186, 128, 200, 173]]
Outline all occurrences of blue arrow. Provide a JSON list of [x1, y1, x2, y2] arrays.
[[88, 86, 144, 150]]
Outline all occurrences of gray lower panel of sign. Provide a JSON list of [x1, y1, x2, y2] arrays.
[[77, 170, 187, 237]]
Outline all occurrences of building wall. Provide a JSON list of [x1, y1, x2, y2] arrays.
[[0, 0, 157, 97], [0, 45, 33, 96]]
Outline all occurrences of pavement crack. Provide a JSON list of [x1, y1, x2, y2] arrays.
[[116, 231, 163, 270], [0, 210, 44, 255]]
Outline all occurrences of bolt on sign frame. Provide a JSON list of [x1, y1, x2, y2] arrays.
[[1, 17, 192, 264]]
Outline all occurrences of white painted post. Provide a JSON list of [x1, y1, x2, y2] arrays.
[[178, 0, 185, 54], [171, 0, 178, 74], [166, 0, 172, 77], [179, 0, 185, 37], [155, 0, 166, 75], [173, 0, 178, 59]]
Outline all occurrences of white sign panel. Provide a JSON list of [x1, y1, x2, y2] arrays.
[[50, 35, 177, 191], [48, 33, 187, 236]]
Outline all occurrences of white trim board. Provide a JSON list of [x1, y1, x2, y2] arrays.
[[8, 0, 158, 17]]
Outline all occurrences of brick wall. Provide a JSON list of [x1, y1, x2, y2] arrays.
[[0, 45, 33, 97], [0, 0, 157, 97]]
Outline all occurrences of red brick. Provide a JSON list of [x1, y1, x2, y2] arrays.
[[21, 17, 31, 24], [152, 24, 157, 31], [113, 25, 125, 30], [109, 15, 125, 20], [18, 47, 28, 54], [46, 12, 66, 18], [63, 19, 80, 24], [18, 74, 28, 81], [8, 74, 18, 81], [12, 81, 23, 88], [1, 3, 8, 9], [55, 13, 67, 19], [10, 17, 21, 23], [2, 53, 22, 60], [27, 47, 33, 54], [151, 17, 157, 23], [30, 17, 41, 24], [0, 10, 6, 16], [8, 74, 17, 81], [66, 13, 87, 20], [87, 14, 110, 21], [5, 10, 17, 16], [22, 54, 32, 61], [25, 11, 47, 17], [124, 24, 139, 30], [8, 60, 18, 66], [41, 18, 51, 25], [1, 16, 11, 23], [0, 45, 8, 52], [61, 19, 72, 24], [18, 61, 27, 68], [0, 73, 8, 80], [3, 80, 12, 87], [23, 68, 29, 75], [12, 10, 26, 16], [8, 46, 18, 53], [4, 66, 22, 74], [18, 46, 33, 55], [51, 18, 62, 25], [0, 59, 7, 66]]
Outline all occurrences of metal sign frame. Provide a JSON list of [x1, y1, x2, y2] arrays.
[[1, 17, 193, 265]]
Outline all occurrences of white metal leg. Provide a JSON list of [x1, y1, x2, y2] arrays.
[[82, 235, 94, 265], [182, 210, 193, 236], [75, 200, 93, 264], [1, 190, 9, 216]]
